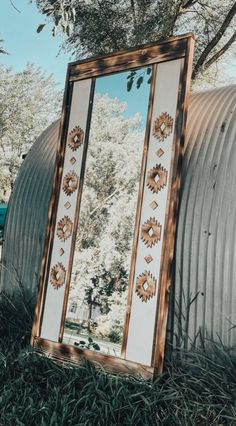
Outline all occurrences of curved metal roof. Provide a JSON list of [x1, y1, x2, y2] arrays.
[[174, 85, 236, 347], [0, 121, 59, 302], [1, 85, 236, 346]]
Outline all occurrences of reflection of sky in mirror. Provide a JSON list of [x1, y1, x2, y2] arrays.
[[95, 68, 151, 129]]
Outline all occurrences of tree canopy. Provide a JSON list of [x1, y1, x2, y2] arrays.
[[0, 64, 62, 202], [34, 0, 236, 79]]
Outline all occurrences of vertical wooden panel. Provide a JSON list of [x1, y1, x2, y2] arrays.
[[40, 80, 92, 341], [125, 59, 183, 366]]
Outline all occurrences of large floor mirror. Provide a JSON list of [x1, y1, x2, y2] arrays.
[[31, 34, 194, 378], [63, 69, 151, 356]]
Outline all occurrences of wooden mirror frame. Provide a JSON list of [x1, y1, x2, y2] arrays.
[[31, 33, 194, 379]]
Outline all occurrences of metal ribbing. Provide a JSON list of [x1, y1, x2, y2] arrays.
[[1, 86, 236, 349], [0, 121, 59, 300], [174, 85, 236, 348]]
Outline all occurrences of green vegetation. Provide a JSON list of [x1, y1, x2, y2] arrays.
[[0, 64, 61, 202], [35, 0, 236, 80], [1, 293, 236, 425]]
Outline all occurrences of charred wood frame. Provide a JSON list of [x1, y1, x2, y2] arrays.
[[31, 34, 194, 379]]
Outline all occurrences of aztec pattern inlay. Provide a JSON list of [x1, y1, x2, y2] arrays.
[[153, 112, 173, 141], [68, 126, 84, 151], [50, 263, 66, 290], [144, 254, 153, 264], [63, 171, 78, 196], [56, 216, 73, 241], [141, 217, 162, 248], [64, 201, 71, 210], [70, 157, 76, 165], [135, 271, 156, 302], [150, 201, 158, 210], [59, 248, 65, 256], [156, 148, 164, 157], [147, 164, 168, 194]]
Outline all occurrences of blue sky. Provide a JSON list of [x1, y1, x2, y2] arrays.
[[96, 70, 150, 128], [1, 0, 235, 100], [0, 0, 150, 124], [0, 0, 71, 87]]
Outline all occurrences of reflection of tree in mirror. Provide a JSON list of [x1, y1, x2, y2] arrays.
[[127, 66, 152, 92], [65, 93, 146, 353]]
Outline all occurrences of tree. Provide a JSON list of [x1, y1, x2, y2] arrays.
[[68, 92, 145, 338], [34, 0, 236, 79], [0, 64, 62, 202]]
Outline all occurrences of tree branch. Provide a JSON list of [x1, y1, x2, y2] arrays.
[[204, 30, 236, 70], [10, 0, 21, 13], [181, 0, 199, 9], [130, 0, 137, 25], [89, 187, 120, 217], [193, 1, 236, 78]]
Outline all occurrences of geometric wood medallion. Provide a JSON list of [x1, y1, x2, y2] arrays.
[[141, 217, 162, 248], [56, 216, 73, 241], [62, 171, 78, 196], [50, 263, 66, 290], [135, 271, 156, 302], [153, 112, 173, 141], [147, 164, 168, 194], [68, 126, 84, 151]]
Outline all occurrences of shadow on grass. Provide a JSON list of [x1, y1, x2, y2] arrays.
[[0, 293, 236, 425]]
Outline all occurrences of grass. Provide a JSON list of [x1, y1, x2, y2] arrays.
[[0, 294, 236, 425]]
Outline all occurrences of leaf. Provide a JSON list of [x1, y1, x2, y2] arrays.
[[36, 24, 45, 33], [127, 71, 136, 79], [52, 26, 57, 37], [55, 15, 61, 26], [72, 7, 76, 21], [43, 7, 54, 16], [88, 337, 93, 343], [136, 76, 143, 89], [127, 78, 134, 92], [66, 25, 70, 37], [93, 343, 100, 350]]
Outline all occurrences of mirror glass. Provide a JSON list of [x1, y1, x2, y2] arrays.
[[63, 67, 151, 356]]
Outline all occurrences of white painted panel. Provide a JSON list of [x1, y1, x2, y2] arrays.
[[41, 79, 92, 341], [126, 59, 183, 366]]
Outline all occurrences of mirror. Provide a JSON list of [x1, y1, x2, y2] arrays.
[[31, 35, 194, 378], [63, 69, 151, 356]]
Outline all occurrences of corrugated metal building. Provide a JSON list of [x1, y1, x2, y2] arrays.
[[1, 85, 236, 347]]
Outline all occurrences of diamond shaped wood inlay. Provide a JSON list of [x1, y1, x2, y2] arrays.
[[150, 201, 158, 210], [70, 157, 76, 165], [144, 255, 153, 264], [64, 201, 71, 210], [156, 148, 164, 157], [59, 248, 65, 256]]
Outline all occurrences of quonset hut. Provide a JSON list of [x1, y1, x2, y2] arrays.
[[1, 85, 236, 348]]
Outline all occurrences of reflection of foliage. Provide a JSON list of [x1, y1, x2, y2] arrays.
[[84, 267, 128, 316], [95, 291, 127, 343], [127, 67, 152, 92], [74, 337, 100, 351], [68, 94, 145, 339]]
